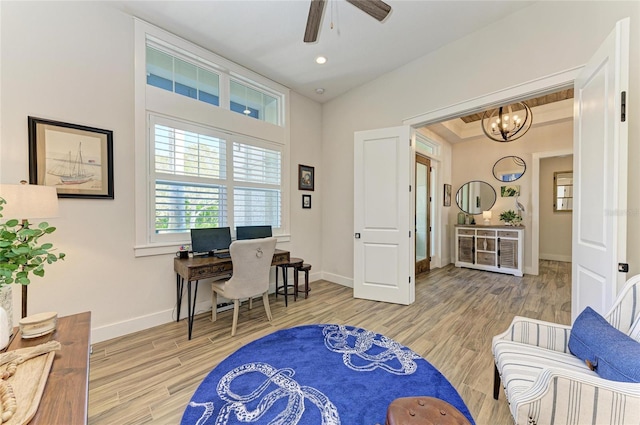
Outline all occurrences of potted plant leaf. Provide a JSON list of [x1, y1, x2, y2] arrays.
[[0, 198, 65, 286], [499, 209, 522, 226]]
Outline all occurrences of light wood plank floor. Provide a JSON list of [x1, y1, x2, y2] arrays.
[[88, 260, 571, 425]]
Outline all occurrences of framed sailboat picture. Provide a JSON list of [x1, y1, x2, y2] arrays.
[[28, 117, 114, 199]]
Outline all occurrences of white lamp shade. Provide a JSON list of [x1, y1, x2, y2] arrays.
[[0, 184, 59, 221], [482, 211, 492, 219]]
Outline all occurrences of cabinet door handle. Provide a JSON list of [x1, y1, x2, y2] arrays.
[[472, 236, 475, 264]]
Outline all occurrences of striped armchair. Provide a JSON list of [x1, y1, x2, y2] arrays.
[[492, 274, 640, 425]]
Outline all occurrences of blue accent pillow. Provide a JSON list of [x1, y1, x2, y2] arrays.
[[569, 306, 640, 383]]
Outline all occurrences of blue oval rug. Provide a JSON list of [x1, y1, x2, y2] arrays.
[[181, 324, 475, 424]]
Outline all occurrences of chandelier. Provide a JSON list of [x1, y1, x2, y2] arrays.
[[481, 102, 533, 142]]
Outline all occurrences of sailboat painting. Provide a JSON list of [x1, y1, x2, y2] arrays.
[[29, 117, 114, 199], [46, 139, 98, 186]]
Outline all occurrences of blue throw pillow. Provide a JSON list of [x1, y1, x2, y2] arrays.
[[569, 306, 640, 383]]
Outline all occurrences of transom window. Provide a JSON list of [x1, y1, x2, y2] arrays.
[[146, 45, 281, 126], [146, 46, 220, 107]]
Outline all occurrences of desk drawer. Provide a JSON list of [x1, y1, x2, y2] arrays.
[[188, 263, 232, 280], [273, 252, 290, 265]]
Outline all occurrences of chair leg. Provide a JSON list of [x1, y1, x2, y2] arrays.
[[275, 265, 281, 298], [493, 363, 500, 400], [211, 290, 218, 322], [231, 299, 239, 336], [263, 292, 272, 321]]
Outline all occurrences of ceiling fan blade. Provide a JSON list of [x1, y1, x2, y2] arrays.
[[346, 0, 391, 22], [304, 0, 326, 43]]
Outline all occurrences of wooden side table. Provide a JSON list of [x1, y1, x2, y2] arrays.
[[6, 311, 91, 425], [275, 257, 304, 306]]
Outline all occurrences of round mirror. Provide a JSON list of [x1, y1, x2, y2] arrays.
[[492, 156, 526, 182], [456, 181, 497, 215]]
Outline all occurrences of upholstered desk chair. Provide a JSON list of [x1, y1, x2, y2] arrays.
[[211, 237, 277, 336], [492, 274, 640, 425]]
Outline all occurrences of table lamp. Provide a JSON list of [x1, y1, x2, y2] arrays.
[[0, 181, 59, 318], [482, 210, 492, 225]]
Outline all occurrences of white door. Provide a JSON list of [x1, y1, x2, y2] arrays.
[[572, 18, 629, 319], [354, 126, 415, 305]]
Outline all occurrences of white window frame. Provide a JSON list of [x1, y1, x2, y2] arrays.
[[134, 19, 290, 257]]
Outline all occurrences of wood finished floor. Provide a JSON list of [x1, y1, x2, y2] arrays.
[[88, 260, 571, 425]]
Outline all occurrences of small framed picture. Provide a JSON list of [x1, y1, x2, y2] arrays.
[[298, 164, 314, 191], [501, 185, 520, 197], [28, 116, 114, 199], [302, 194, 311, 209], [443, 183, 452, 207]]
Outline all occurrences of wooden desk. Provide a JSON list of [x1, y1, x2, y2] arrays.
[[174, 249, 290, 339], [6, 311, 91, 425]]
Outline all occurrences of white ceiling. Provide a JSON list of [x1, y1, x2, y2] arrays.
[[109, 0, 535, 103]]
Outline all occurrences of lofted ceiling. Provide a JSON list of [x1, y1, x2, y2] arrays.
[[108, 0, 535, 103]]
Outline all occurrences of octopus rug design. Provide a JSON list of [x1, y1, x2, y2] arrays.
[[321, 324, 421, 375], [181, 324, 475, 425]]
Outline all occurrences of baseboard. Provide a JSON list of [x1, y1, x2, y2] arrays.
[[540, 253, 572, 262], [321, 271, 353, 288], [92, 271, 325, 344]]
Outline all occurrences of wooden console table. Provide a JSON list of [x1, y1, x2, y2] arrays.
[[174, 249, 290, 339], [6, 311, 91, 425]]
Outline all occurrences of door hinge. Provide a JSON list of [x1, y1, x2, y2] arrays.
[[409, 276, 411, 283], [429, 196, 432, 202], [618, 263, 629, 273], [409, 138, 412, 146], [409, 185, 412, 192], [621, 91, 626, 122], [409, 231, 412, 238]]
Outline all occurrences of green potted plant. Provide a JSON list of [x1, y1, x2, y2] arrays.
[[0, 197, 65, 286], [499, 209, 522, 226]]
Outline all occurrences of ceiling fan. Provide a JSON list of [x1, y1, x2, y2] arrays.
[[304, 0, 392, 43]]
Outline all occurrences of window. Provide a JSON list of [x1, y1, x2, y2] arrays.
[[146, 45, 281, 126], [233, 143, 281, 227], [230, 80, 279, 125], [150, 116, 282, 242], [146, 46, 220, 107], [135, 20, 290, 255]]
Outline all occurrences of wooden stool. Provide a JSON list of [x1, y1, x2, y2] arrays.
[[295, 263, 312, 299], [275, 257, 303, 307]]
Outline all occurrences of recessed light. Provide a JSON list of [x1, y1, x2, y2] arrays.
[[315, 88, 325, 95], [315, 56, 327, 65]]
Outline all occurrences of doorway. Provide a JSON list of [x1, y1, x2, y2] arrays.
[[415, 154, 431, 273]]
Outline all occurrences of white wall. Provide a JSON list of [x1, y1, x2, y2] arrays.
[[450, 120, 574, 273], [0, 2, 323, 342], [321, 1, 640, 284], [540, 156, 573, 262]]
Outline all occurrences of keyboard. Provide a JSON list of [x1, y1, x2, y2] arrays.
[[214, 252, 231, 259]]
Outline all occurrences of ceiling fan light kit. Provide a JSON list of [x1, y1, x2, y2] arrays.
[[481, 101, 533, 142], [304, 0, 391, 43]]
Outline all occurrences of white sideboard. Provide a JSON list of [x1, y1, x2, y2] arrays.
[[455, 225, 524, 276]]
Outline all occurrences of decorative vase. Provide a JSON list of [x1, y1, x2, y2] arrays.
[[0, 286, 13, 345]]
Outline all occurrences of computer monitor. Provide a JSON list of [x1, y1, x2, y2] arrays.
[[190, 227, 232, 256], [236, 225, 272, 240]]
